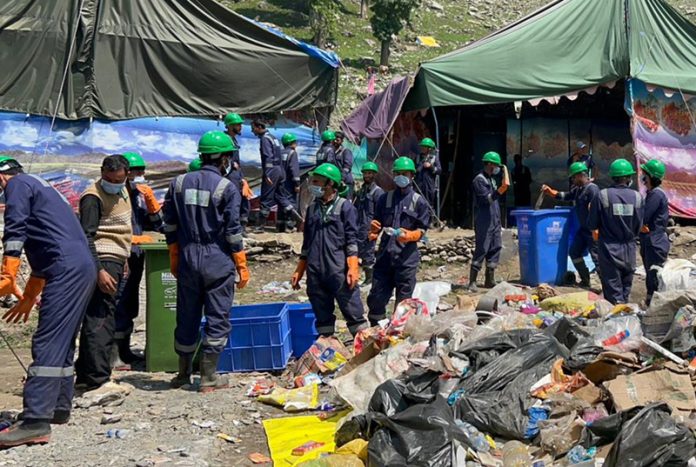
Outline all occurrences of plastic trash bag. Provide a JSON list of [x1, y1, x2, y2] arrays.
[[657, 259, 696, 292], [367, 368, 441, 417], [451, 328, 538, 371], [592, 315, 643, 352], [579, 406, 642, 448], [604, 402, 696, 467], [258, 383, 319, 411], [662, 305, 696, 353], [412, 281, 451, 317]]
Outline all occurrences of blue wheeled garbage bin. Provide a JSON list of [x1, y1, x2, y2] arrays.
[[512, 209, 572, 286]]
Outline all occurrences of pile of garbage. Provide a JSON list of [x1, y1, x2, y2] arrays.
[[244, 237, 297, 262], [421, 234, 475, 264], [248, 269, 696, 466]]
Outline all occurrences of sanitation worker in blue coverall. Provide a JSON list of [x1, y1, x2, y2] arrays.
[[0, 156, 96, 448], [367, 157, 430, 325], [113, 152, 164, 367], [224, 113, 251, 229], [639, 159, 670, 306], [542, 162, 601, 288], [251, 120, 303, 232], [278, 133, 302, 232], [415, 137, 441, 219], [353, 161, 384, 285], [315, 130, 336, 168], [467, 151, 510, 292], [588, 159, 644, 305], [290, 163, 368, 337], [163, 131, 250, 392], [332, 131, 355, 199]]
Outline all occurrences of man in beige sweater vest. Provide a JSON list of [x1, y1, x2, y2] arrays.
[[75, 155, 133, 391]]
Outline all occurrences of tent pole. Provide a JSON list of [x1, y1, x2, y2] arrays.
[[432, 107, 441, 219]]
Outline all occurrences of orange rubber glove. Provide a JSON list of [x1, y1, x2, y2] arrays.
[[397, 228, 423, 244], [0, 256, 23, 299], [3, 276, 45, 323], [291, 259, 307, 290], [132, 234, 154, 245], [542, 185, 559, 197], [497, 166, 510, 195], [641, 225, 650, 234], [136, 184, 161, 214], [241, 179, 253, 199], [232, 251, 250, 289], [346, 256, 360, 289], [592, 230, 599, 241], [368, 220, 382, 242], [168, 243, 179, 278]]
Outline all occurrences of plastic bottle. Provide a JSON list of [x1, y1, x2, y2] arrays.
[[455, 420, 490, 452], [601, 329, 630, 347], [502, 440, 530, 467], [384, 227, 401, 237]]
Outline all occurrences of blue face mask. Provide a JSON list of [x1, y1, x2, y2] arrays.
[[394, 175, 410, 188], [132, 176, 146, 184], [309, 185, 324, 198], [101, 179, 125, 195]]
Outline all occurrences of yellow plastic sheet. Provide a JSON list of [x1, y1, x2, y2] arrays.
[[262, 412, 349, 466]]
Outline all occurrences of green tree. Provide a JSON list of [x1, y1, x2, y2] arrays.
[[309, 0, 338, 48], [370, 0, 420, 66]]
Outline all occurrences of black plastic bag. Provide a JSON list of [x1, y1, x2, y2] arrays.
[[579, 407, 642, 448], [546, 318, 603, 372], [335, 413, 380, 447], [604, 403, 696, 467], [452, 329, 538, 371], [368, 368, 441, 417]]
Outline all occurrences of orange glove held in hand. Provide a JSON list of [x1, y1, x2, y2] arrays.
[[346, 256, 360, 289], [641, 225, 650, 234], [3, 276, 45, 323], [168, 243, 179, 278], [497, 166, 510, 195], [0, 256, 23, 299], [136, 184, 161, 214], [368, 220, 382, 241], [241, 179, 254, 199], [291, 259, 307, 290], [542, 185, 559, 197], [592, 230, 599, 241], [397, 228, 423, 244], [232, 251, 250, 289], [132, 234, 154, 245]]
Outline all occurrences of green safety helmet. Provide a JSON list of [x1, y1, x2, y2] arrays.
[[568, 161, 589, 177], [393, 156, 416, 173], [338, 183, 349, 198], [281, 133, 297, 146], [188, 158, 202, 172], [198, 131, 236, 155], [0, 155, 21, 172], [482, 151, 502, 166], [224, 113, 244, 126], [362, 161, 379, 173], [419, 137, 436, 149], [311, 163, 342, 185], [609, 158, 636, 178], [321, 130, 336, 142], [641, 159, 666, 180], [123, 151, 146, 170]]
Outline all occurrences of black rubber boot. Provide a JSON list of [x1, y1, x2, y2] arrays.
[[0, 420, 51, 448], [253, 213, 267, 233], [17, 410, 70, 425], [117, 335, 144, 365], [575, 262, 591, 288], [467, 267, 479, 293], [199, 353, 229, 393], [170, 355, 193, 389], [484, 268, 498, 288]]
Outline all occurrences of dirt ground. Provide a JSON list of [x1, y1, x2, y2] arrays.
[[0, 227, 691, 466]]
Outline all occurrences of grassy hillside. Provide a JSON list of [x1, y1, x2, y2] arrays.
[[217, 0, 696, 123]]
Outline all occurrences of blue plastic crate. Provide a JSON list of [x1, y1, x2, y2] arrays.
[[201, 302, 292, 372], [288, 303, 318, 357]]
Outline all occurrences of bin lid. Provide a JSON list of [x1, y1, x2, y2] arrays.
[[511, 208, 571, 216], [139, 241, 170, 251]]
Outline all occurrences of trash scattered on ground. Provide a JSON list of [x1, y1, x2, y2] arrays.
[[106, 428, 129, 439], [74, 381, 134, 408], [258, 281, 293, 294], [248, 452, 273, 464]]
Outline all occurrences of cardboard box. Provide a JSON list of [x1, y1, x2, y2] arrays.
[[604, 369, 696, 417]]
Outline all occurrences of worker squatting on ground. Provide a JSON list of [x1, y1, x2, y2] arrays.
[[315, 130, 336, 167], [639, 159, 670, 306], [278, 133, 301, 232], [75, 155, 133, 392], [113, 152, 164, 367], [224, 113, 251, 230], [367, 157, 430, 326], [353, 161, 384, 285], [251, 120, 303, 232], [0, 156, 97, 448], [163, 131, 250, 392], [467, 151, 509, 292], [588, 159, 644, 305], [542, 162, 601, 288], [415, 137, 441, 219], [332, 131, 355, 199], [291, 163, 368, 337]]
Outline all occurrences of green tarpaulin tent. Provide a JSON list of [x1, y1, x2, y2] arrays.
[[406, 0, 696, 109], [0, 0, 338, 120]]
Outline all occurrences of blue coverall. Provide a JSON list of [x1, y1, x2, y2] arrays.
[[3, 174, 96, 420], [227, 134, 250, 225], [278, 146, 301, 230], [367, 187, 430, 324], [162, 165, 243, 355], [588, 185, 644, 305], [640, 187, 670, 302], [471, 171, 503, 272], [300, 196, 367, 337], [114, 182, 164, 341], [334, 146, 355, 197], [258, 131, 292, 219], [555, 182, 601, 273], [315, 142, 335, 167], [415, 151, 441, 215], [354, 181, 384, 269]]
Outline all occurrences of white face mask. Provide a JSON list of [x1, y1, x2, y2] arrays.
[[628, 179, 634, 188], [132, 176, 146, 184], [309, 185, 324, 198], [492, 167, 501, 175], [101, 179, 125, 195], [394, 175, 410, 188]]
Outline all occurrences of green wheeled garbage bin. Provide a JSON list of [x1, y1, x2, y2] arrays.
[[140, 242, 179, 372]]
